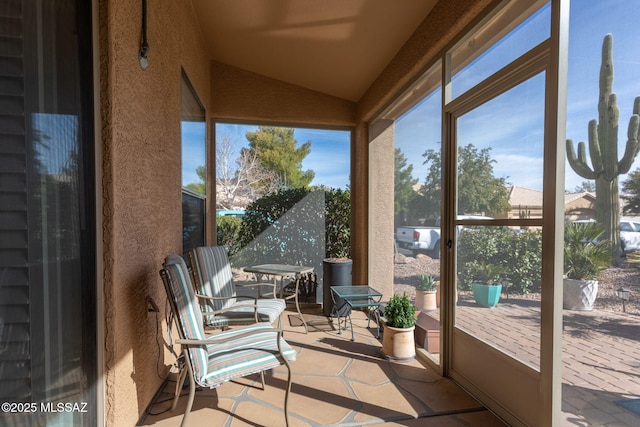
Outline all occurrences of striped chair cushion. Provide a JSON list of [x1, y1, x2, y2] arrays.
[[163, 254, 208, 380], [190, 246, 286, 327], [198, 323, 297, 388], [213, 298, 286, 325], [191, 246, 236, 312]]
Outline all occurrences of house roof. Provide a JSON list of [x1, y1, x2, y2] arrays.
[[564, 191, 596, 205], [190, 0, 437, 102], [507, 186, 543, 208], [506, 186, 595, 208]]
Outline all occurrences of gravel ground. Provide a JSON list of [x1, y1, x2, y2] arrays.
[[394, 253, 640, 315], [234, 253, 640, 315]]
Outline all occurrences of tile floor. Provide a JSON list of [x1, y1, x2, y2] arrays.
[[139, 306, 506, 427]]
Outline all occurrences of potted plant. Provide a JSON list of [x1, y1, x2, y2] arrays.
[[415, 274, 437, 312], [469, 261, 506, 308], [563, 222, 611, 310], [382, 292, 417, 361]]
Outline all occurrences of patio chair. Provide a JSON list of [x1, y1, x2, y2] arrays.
[[189, 246, 286, 328], [160, 254, 296, 427]]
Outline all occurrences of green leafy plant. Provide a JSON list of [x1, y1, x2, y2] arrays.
[[416, 274, 437, 291], [236, 187, 351, 267], [216, 216, 243, 255], [384, 292, 416, 329], [324, 188, 351, 259], [469, 261, 506, 286], [457, 227, 542, 293], [564, 222, 612, 280]]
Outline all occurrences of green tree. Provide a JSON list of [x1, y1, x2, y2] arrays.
[[244, 127, 315, 189], [420, 144, 509, 217], [574, 181, 595, 193], [416, 146, 443, 221], [457, 145, 510, 216], [621, 169, 640, 215], [394, 148, 419, 219], [185, 165, 206, 195]]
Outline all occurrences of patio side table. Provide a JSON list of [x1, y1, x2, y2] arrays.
[[330, 285, 382, 341], [243, 264, 314, 333]]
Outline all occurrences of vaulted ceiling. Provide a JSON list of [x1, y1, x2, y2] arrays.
[[191, 0, 438, 102]]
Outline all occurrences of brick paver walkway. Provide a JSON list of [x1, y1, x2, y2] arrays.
[[456, 293, 640, 426]]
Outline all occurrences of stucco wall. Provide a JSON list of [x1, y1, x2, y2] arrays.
[[368, 121, 396, 300], [211, 61, 356, 127], [100, 0, 211, 425]]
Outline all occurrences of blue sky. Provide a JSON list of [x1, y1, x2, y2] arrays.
[[182, 121, 206, 186], [212, 123, 351, 189], [396, 1, 640, 193]]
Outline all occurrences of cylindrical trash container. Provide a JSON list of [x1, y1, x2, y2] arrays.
[[322, 258, 352, 316]]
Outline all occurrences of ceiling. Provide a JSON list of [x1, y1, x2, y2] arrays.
[[191, 0, 438, 102]]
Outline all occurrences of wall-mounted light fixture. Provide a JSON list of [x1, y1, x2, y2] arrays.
[[616, 287, 631, 312], [138, 0, 149, 70]]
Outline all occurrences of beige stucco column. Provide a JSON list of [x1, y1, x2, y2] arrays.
[[351, 123, 368, 286], [368, 119, 395, 300]]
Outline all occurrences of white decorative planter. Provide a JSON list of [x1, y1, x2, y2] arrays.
[[563, 278, 598, 311]]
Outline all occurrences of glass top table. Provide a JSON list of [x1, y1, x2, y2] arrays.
[[330, 285, 382, 341]]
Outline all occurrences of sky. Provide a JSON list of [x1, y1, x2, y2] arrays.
[[183, 1, 640, 195], [396, 0, 640, 193], [182, 122, 351, 190], [212, 123, 351, 189]]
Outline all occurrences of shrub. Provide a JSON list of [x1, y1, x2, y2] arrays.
[[384, 293, 416, 328], [324, 188, 351, 259], [235, 187, 351, 267], [457, 227, 542, 293], [216, 216, 243, 255], [564, 222, 611, 280]]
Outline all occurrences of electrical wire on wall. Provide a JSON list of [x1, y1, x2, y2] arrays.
[[139, 0, 149, 70]]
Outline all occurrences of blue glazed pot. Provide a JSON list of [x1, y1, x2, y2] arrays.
[[471, 282, 502, 308]]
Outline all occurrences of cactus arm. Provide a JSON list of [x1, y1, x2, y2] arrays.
[[567, 139, 597, 179], [618, 114, 640, 174], [588, 119, 603, 173]]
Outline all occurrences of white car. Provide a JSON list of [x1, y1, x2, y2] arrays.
[[572, 219, 640, 253], [620, 219, 640, 252]]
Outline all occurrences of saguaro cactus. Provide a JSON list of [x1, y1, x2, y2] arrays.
[[566, 34, 640, 259]]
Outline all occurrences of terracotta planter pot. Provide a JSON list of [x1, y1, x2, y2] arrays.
[[563, 278, 598, 311], [435, 281, 458, 307], [415, 290, 437, 312], [382, 324, 416, 361]]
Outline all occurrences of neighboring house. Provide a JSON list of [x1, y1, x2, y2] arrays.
[[503, 186, 596, 222], [564, 191, 597, 222], [503, 186, 545, 219]]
